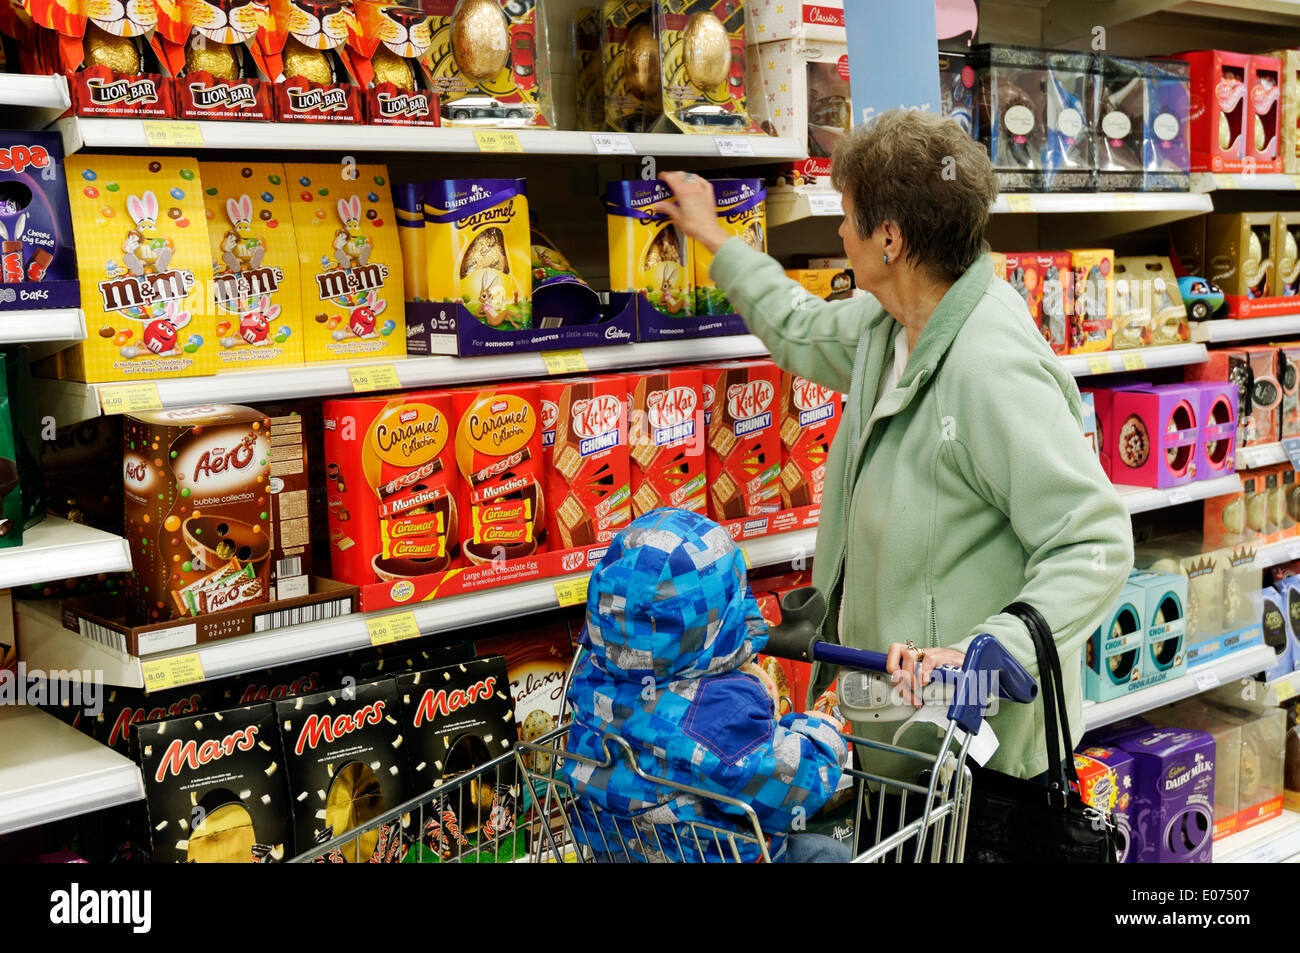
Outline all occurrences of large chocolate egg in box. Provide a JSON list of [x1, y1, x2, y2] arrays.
[[605, 179, 693, 315], [123, 405, 272, 624], [276, 678, 413, 862], [136, 703, 293, 863]]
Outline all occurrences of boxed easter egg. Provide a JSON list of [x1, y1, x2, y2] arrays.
[[0, 131, 79, 312]]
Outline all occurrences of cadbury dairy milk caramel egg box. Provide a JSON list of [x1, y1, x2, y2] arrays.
[[124, 405, 273, 624], [606, 179, 693, 315], [283, 163, 406, 361]]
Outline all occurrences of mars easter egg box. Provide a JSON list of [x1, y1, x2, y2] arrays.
[[136, 703, 293, 863], [63, 155, 213, 382], [276, 677, 413, 863], [283, 162, 406, 362]]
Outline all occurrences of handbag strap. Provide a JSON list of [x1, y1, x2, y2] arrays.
[[1002, 601, 1079, 802]]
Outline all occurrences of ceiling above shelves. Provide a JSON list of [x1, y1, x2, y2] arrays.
[[1037, 0, 1300, 45]]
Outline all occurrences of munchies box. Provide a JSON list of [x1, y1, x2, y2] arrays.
[[277, 677, 413, 863], [136, 703, 293, 863], [628, 368, 707, 518], [779, 372, 841, 509], [702, 361, 783, 521], [0, 131, 79, 312], [124, 405, 273, 624], [539, 375, 631, 550], [322, 391, 460, 587]]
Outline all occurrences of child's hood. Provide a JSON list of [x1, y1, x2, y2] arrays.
[[582, 508, 768, 682]]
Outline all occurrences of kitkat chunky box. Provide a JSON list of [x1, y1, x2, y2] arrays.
[[277, 678, 413, 863], [282, 162, 405, 362], [628, 368, 707, 518], [61, 155, 213, 382], [123, 405, 273, 624], [322, 391, 460, 587], [779, 372, 840, 509], [453, 386, 546, 566], [0, 132, 79, 312], [702, 361, 782, 521], [539, 375, 631, 549], [136, 703, 293, 864], [200, 161, 304, 369]]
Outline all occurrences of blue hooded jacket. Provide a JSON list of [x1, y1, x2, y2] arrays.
[[563, 508, 848, 862]]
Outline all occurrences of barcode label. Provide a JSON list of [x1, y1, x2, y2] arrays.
[[78, 618, 127, 653], [274, 556, 302, 579], [253, 597, 352, 633]]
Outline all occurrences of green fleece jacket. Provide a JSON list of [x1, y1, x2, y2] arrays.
[[710, 239, 1134, 778]]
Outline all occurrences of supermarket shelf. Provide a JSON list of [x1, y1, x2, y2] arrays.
[[0, 516, 131, 590], [1237, 442, 1288, 469], [1192, 171, 1300, 192], [17, 526, 819, 691], [1266, 668, 1300, 705], [1190, 314, 1300, 343], [1255, 537, 1300, 571], [0, 705, 143, 835], [1082, 643, 1278, 730], [1117, 475, 1244, 514], [1214, 810, 1300, 864], [55, 117, 804, 161], [0, 309, 85, 350], [0, 73, 71, 129], [1059, 344, 1206, 378], [1042, 0, 1300, 45], [37, 334, 771, 423]]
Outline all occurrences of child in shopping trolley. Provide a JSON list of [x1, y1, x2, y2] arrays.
[[562, 508, 851, 863]]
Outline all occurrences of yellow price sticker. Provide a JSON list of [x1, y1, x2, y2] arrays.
[[1086, 355, 1113, 375], [474, 130, 524, 153], [1275, 678, 1297, 703], [142, 120, 205, 148], [366, 611, 421, 647], [98, 382, 162, 415], [1214, 173, 1237, 190], [1112, 194, 1140, 210], [1005, 194, 1035, 213], [141, 652, 205, 692], [349, 364, 401, 393], [554, 576, 589, 608], [1122, 352, 1147, 371], [541, 350, 589, 375]]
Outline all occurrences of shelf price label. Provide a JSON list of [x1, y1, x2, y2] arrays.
[[807, 192, 843, 216], [1193, 668, 1220, 692], [715, 137, 756, 157], [1112, 194, 1140, 210], [541, 350, 588, 375], [142, 120, 205, 148], [1166, 486, 1193, 506], [1121, 352, 1146, 371], [1005, 194, 1035, 212], [349, 364, 401, 393], [1287, 542, 1300, 562], [474, 130, 523, 153], [1214, 173, 1237, 190], [554, 576, 589, 608], [141, 653, 205, 692], [98, 382, 162, 415], [1283, 436, 1300, 472], [591, 132, 635, 155], [1275, 678, 1297, 703], [1085, 355, 1113, 375], [366, 611, 421, 647]]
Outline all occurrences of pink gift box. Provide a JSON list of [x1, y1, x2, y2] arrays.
[[1111, 385, 1201, 487], [1182, 381, 1238, 479]]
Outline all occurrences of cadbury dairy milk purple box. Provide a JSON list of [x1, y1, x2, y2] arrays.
[[1115, 728, 1216, 863]]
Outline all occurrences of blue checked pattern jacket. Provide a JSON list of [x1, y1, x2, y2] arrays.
[[562, 508, 848, 862]]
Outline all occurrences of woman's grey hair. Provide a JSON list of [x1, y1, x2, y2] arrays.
[[831, 109, 998, 281]]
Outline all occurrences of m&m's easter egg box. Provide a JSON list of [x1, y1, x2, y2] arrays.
[[199, 161, 304, 370], [282, 163, 406, 362], [62, 156, 214, 382]]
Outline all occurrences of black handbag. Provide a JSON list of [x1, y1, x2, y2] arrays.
[[961, 601, 1118, 863]]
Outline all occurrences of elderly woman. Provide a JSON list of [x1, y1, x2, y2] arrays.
[[659, 109, 1134, 781]]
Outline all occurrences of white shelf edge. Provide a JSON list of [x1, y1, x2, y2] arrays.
[[1194, 313, 1300, 343], [0, 706, 143, 835], [1059, 343, 1207, 378], [1266, 667, 1300, 704], [55, 116, 804, 160], [0, 309, 86, 347], [991, 192, 1213, 214], [0, 73, 71, 129], [0, 516, 131, 590], [1192, 172, 1300, 192], [1237, 442, 1288, 469], [1118, 475, 1244, 515], [1082, 643, 1278, 730], [18, 526, 819, 692], [1214, 810, 1300, 864]]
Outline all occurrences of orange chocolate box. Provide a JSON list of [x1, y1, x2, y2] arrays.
[[628, 368, 707, 518], [702, 360, 783, 522]]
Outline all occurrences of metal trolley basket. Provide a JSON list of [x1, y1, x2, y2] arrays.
[[292, 594, 1037, 864]]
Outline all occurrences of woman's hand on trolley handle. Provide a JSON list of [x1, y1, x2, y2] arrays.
[[657, 171, 731, 254], [886, 643, 966, 709]]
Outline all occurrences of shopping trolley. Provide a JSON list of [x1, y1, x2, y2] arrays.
[[291, 588, 1037, 864]]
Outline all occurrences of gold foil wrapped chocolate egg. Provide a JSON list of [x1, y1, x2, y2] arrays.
[[186, 39, 239, 80], [624, 22, 659, 100], [283, 36, 333, 84], [372, 44, 415, 90], [451, 0, 510, 82], [84, 23, 140, 75], [683, 12, 730, 90], [1220, 112, 1231, 150], [1256, 115, 1267, 152]]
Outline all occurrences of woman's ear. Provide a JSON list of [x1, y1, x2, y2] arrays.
[[880, 220, 905, 261]]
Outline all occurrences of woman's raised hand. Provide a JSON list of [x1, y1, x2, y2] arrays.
[[658, 171, 732, 254]]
